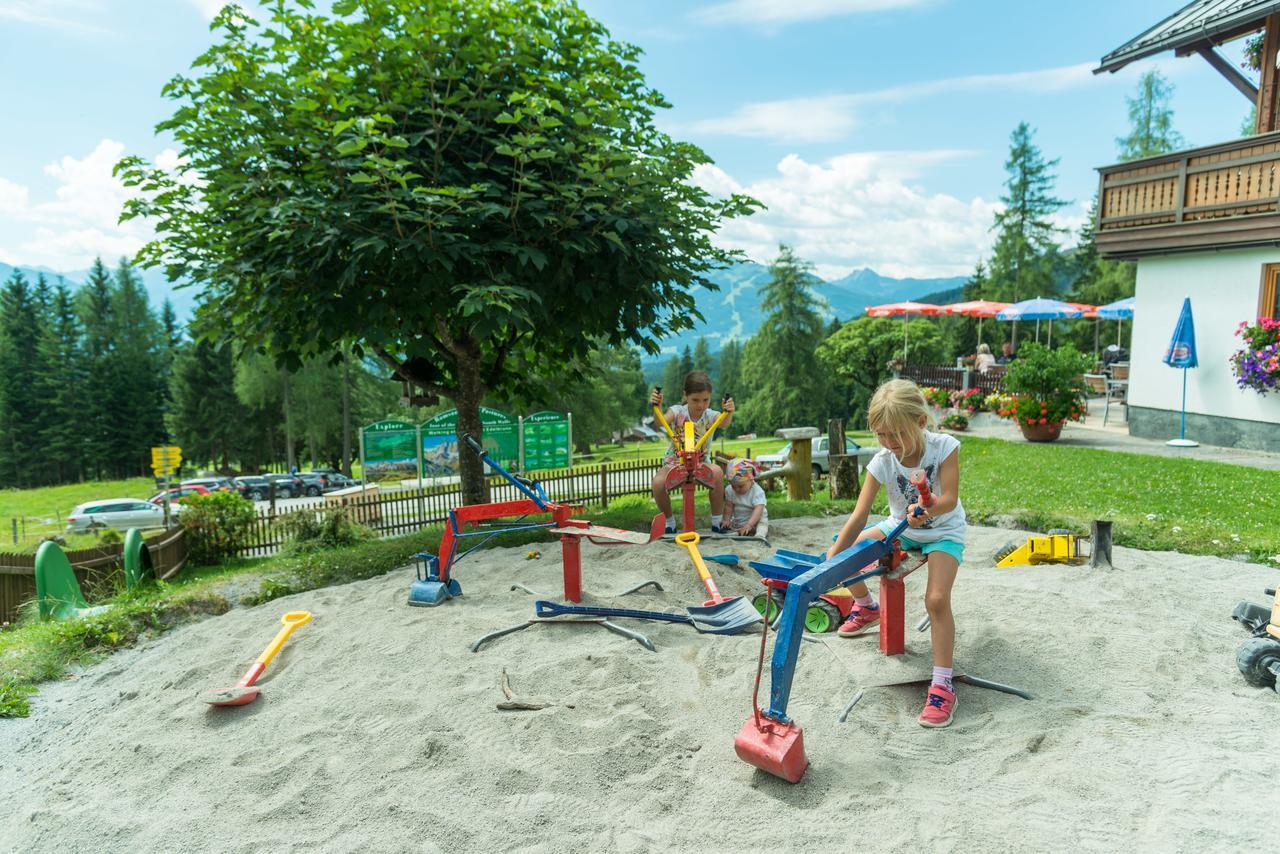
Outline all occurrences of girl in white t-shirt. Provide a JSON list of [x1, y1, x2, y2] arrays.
[[828, 379, 967, 729], [723, 458, 767, 536], [649, 372, 735, 533]]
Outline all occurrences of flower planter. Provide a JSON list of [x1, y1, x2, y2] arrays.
[[1018, 420, 1064, 442]]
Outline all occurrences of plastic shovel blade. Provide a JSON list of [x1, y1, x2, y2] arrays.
[[685, 596, 762, 634], [202, 685, 261, 707], [734, 716, 808, 783]]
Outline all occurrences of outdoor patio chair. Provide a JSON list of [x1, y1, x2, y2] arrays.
[[1103, 374, 1128, 426], [1109, 363, 1130, 381], [1083, 373, 1107, 397]]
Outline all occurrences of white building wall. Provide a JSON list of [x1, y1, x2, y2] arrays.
[[1129, 248, 1280, 426]]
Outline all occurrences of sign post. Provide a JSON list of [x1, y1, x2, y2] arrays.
[[519, 411, 572, 471], [150, 445, 183, 527]]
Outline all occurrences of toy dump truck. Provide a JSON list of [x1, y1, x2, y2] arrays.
[[1232, 587, 1280, 692]]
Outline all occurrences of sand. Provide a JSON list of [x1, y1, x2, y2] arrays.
[[2, 517, 1278, 853]]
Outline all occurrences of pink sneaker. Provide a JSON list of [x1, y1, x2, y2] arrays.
[[918, 684, 957, 728], [836, 603, 880, 637]]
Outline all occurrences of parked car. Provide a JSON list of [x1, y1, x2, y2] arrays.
[[296, 473, 331, 496], [181, 477, 239, 495], [148, 484, 211, 506], [264, 473, 304, 499], [235, 476, 272, 501], [757, 436, 864, 479], [67, 499, 168, 532]]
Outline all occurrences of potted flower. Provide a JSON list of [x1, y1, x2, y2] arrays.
[[920, 386, 950, 409], [1230, 317, 1280, 395], [998, 343, 1091, 442], [941, 412, 969, 432]]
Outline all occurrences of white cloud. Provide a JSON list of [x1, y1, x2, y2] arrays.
[[693, 0, 929, 26], [694, 151, 1002, 278], [685, 62, 1095, 142], [190, 0, 229, 19], [0, 1, 112, 35], [0, 139, 179, 270]]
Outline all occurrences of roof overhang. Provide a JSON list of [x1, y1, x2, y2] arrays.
[[1095, 0, 1280, 74]]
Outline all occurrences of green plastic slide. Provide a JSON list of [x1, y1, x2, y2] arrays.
[[34, 541, 109, 621], [123, 528, 153, 590]]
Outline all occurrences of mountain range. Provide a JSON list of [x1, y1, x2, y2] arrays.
[[649, 261, 967, 360], [0, 260, 196, 319]]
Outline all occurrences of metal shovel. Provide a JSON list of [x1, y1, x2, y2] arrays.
[[534, 600, 757, 635], [675, 532, 763, 633]]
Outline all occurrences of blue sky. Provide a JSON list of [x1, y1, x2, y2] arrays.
[[0, 0, 1261, 283]]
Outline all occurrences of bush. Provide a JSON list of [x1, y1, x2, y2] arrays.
[[941, 412, 969, 431], [275, 505, 375, 554], [949, 387, 985, 412], [998, 343, 1092, 428], [919, 386, 950, 408], [179, 491, 257, 565], [97, 528, 123, 546]]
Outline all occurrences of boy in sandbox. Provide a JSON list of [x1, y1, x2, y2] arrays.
[[724, 458, 767, 536], [827, 379, 966, 728], [649, 372, 734, 534]]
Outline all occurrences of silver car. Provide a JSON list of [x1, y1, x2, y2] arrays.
[[757, 436, 865, 479], [67, 499, 168, 532]]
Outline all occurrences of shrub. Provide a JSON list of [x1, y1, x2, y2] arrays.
[[179, 491, 257, 565], [941, 412, 969, 431], [949, 387, 985, 412], [97, 528, 123, 546], [919, 386, 950, 408], [275, 505, 375, 554], [998, 343, 1091, 428]]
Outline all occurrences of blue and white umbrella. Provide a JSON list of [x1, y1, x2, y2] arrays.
[[1163, 297, 1198, 447], [1097, 296, 1136, 348], [996, 297, 1084, 345]]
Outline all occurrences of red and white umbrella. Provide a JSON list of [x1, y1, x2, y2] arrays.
[[941, 300, 1010, 345], [865, 301, 943, 361]]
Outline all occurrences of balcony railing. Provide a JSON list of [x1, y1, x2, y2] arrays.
[[1096, 132, 1280, 258]]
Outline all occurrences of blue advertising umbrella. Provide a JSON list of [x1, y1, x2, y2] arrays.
[[1097, 296, 1136, 348], [996, 298, 1084, 345], [1163, 297, 1198, 448]]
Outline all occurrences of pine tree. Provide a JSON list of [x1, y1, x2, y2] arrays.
[[692, 337, 713, 380], [36, 284, 86, 483], [738, 245, 827, 432], [103, 260, 166, 476], [718, 339, 743, 398], [988, 123, 1067, 344], [1116, 70, 1184, 161], [78, 258, 116, 479], [169, 339, 245, 470], [0, 271, 48, 486], [660, 356, 683, 398], [678, 345, 694, 378]]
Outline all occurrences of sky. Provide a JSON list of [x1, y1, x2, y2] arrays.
[[0, 0, 1263, 284]]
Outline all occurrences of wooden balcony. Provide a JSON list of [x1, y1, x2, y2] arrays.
[[1096, 133, 1280, 258]]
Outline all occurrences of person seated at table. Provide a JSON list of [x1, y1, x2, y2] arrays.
[[1102, 344, 1128, 369], [996, 341, 1016, 365], [974, 343, 996, 373]]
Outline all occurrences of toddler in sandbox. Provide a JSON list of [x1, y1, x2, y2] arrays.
[[828, 378, 967, 728], [723, 458, 767, 536], [650, 372, 735, 534]]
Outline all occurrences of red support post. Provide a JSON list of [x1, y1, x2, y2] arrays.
[[878, 575, 906, 656], [681, 481, 696, 534], [553, 504, 581, 602]]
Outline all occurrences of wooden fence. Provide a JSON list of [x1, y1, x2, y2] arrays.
[[233, 458, 660, 558], [0, 529, 188, 626], [900, 364, 1006, 395]]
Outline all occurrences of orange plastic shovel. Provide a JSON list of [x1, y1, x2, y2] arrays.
[[202, 611, 313, 707]]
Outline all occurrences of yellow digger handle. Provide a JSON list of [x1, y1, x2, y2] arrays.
[[257, 611, 313, 668], [652, 404, 679, 450], [692, 408, 730, 453], [675, 532, 712, 585]]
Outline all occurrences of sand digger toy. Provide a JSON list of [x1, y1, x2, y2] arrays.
[[995, 531, 1088, 568], [1231, 586, 1280, 692]]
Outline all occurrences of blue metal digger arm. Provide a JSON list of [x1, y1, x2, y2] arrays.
[[764, 516, 912, 723], [463, 434, 549, 509]]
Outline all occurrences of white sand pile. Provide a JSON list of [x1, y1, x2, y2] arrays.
[[2, 518, 1277, 852]]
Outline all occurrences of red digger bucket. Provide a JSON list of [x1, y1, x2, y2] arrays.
[[734, 716, 808, 783]]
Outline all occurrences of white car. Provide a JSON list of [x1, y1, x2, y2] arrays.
[[757, 436, 864, 479], [67, 499, 168, 532]]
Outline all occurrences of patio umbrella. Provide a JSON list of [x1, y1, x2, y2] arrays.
[[1097, 296, 1136, 348], [1065, 302, 1100, 355], [865, 301, 943, 361], [996, 298, 1084, 346], [941, 300, 1010, 346], [1162, 297, 1198, 448]]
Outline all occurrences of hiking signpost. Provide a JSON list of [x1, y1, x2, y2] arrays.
[[520, 411, 572, 470], [150, 446, 182, 527]]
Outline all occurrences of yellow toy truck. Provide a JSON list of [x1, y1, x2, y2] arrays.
[[994, 530, 1088, 568], [1232, 587, 1280, 692]]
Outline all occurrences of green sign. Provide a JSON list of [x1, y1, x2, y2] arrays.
[[361, 420, 419, 482], [421, 407, 518, 472], [522, 411, 571, 470]]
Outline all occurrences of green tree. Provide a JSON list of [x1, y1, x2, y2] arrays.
[[692, 337, 713, 379], [1116, 70, 1184, 161], [539, 344, 645, 452], [235, 351, 297, 471], [0, 271, 45, 486], [817, 317, 946, 428], [77, 259, 116, 479], [103, 261, 167, 474], [717, 339, 743, 403], [660, 356, 684, 398], [36, 284, 87, 483], [679, 344, 695, 378], [118, 0, 756, 504], [987, 123, 1067, 344], [169, 339, 245, 470], [737, 245, 827, 432]]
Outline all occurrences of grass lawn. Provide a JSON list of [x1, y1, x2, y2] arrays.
[[0, 478, 157, 551], [3, 435, 1277, 717]]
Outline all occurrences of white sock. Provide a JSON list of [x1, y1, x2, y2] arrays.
[[664, 515, 676, 531], [854, 594, 876, 609], [711, 514, 722, 528], [932, 666, 954, 690]]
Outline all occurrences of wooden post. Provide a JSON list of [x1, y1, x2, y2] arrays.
[[1257, 13, 1280, 133], [775, 427, 819, 502], [599, 463, 609, 508]]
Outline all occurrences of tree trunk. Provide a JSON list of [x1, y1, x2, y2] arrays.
[[341, 346, 353, 477], [455, 358, 487, 506], [282, 371, 297, 472]]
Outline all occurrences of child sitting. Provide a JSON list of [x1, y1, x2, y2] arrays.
[[650, 372, 734, 533], [723, 458, 767, 536]]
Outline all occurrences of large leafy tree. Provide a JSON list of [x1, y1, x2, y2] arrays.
[[1116, 70, 1184, 161], [986, 123, 1067, 344], [738, 245, 827, 433], [537, 344, 646, 452], [118, 0, 755, 503], [817, 317, 945, 428]]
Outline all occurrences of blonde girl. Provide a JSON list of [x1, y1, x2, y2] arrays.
[[829, 379, 966, 728]]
